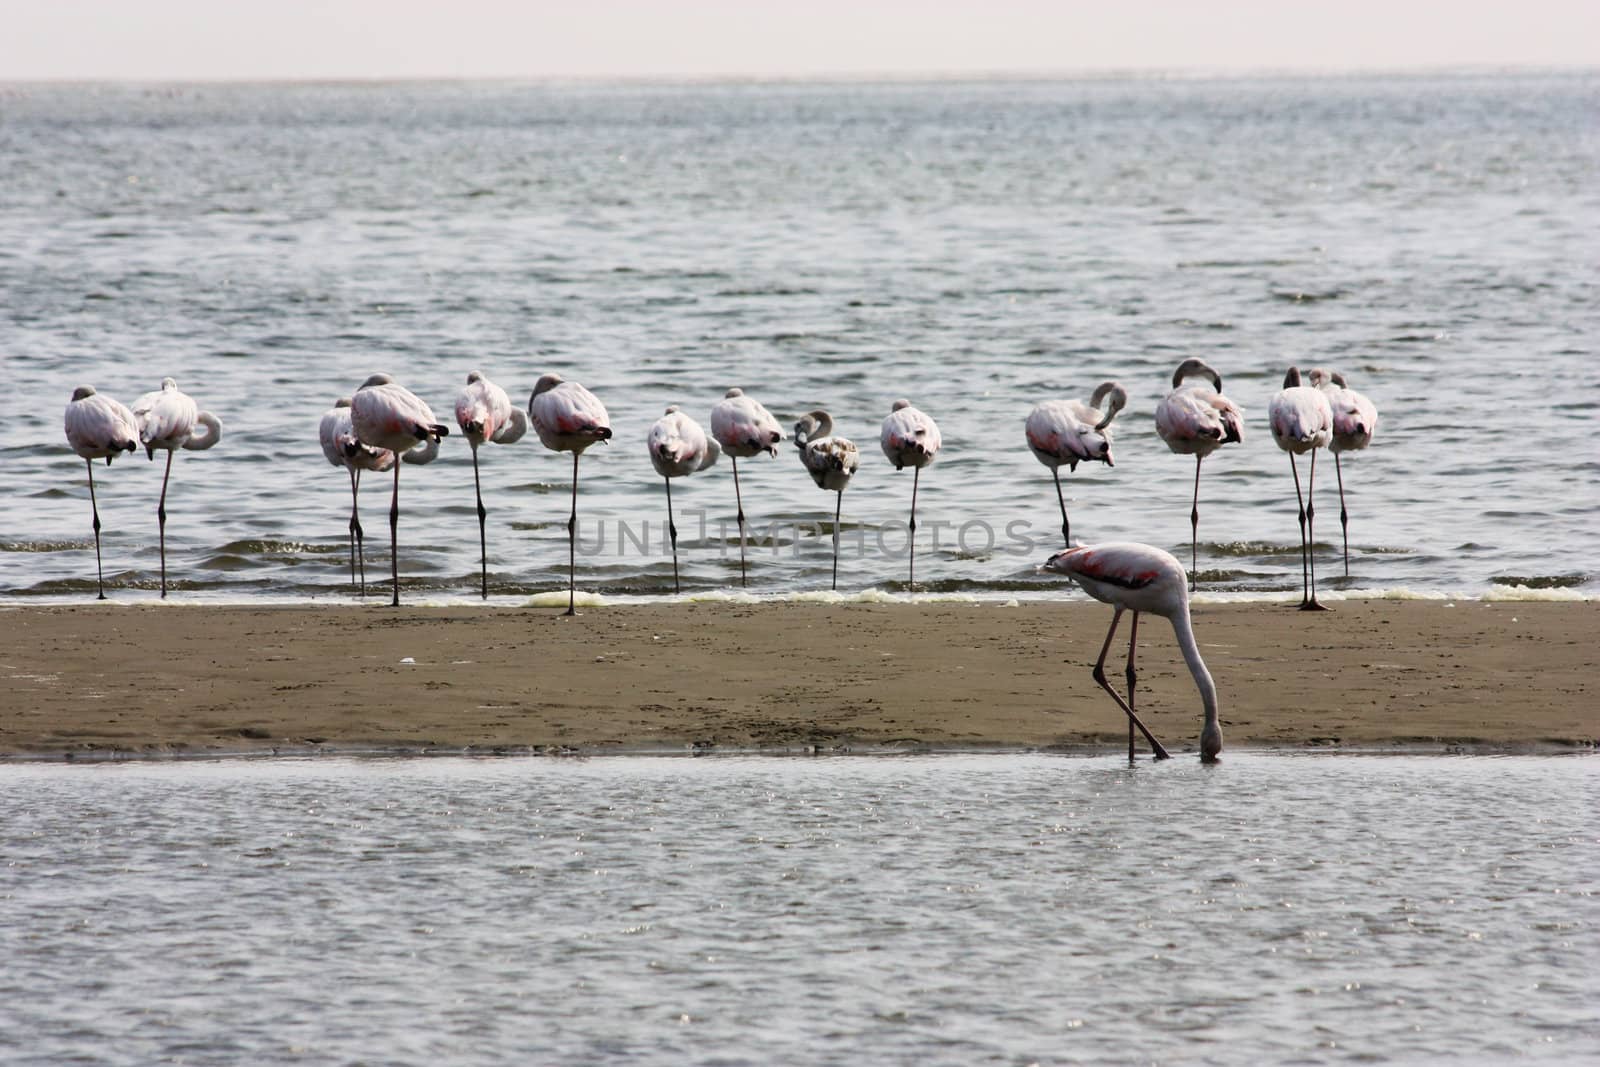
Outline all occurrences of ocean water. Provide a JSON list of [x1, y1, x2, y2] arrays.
[[2, 72, 1597, 602], [0, 754, 1594, 1065]]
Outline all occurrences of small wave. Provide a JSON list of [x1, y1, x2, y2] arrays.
[[1271, 288, 1346, 303], [215, 539, 343, 556], [1, 540, 92, 553], [1489, 574, 1588, 589]]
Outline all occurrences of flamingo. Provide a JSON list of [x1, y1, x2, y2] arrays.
[[879, 399, 942, 589], [647, 406, 720, 593], [1025, 382, 1127, 546], [455, 370, 529, 599], [1268, 366, 1334, 610], [528, 373, 612, 615], [349, 374, 449, 607], [129, 378, 222, 598], [319, 397, 397, 596], [708, 387, 784, 586], [1154, 358, 1245, 590], [794, 410, 860, 591], [1043, 542, 1222, 764], [1309, 368, 1379, 577], [63, 386, 140, 599]]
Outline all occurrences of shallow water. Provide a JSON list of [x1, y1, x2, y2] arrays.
[[1, 754, 1595, 1064], [2, 73, 1598, 602]]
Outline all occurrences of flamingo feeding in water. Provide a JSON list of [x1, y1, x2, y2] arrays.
[[130, 378, 222, 598], [1154, 358, 1244, 590], [350, 374, 449, 607], [879, 399, 942, 590], [455, 370, 529, 598], [63, 385, 140, 599], [1025, 382, 1127, 546], [528, 373, 612, 615], [1309, 368, 1379, 577], [1043, 541, 1222, 764], [794, 409, 860, 591], [709, 387, 784, 587], [1268, 366, 1334, 610], [647, 406, 720, 593], [319, 397, 398, 595]]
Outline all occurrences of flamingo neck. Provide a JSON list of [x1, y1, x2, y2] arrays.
[[1168, 607, 1221, 753]]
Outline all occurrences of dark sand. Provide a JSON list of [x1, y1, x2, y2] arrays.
[[1, 600, 1593, 760]]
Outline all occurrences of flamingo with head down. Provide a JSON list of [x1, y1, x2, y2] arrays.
[[879, 398, 942, 590], [1044, 541, 1222, 764]]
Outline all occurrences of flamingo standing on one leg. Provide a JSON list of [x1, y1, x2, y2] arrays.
[[1269, 366, 1334, 610], [528, 373, 612, 615], [709, 387, 784, 587], [319, 397, 397, 596], [1154, 358, 1244, 590], [647, 406, 720, 593], [63, 386, 140, 600], [455, 370, 529, 599], [350, 374, 449, 608], [130, 378, 222, 598], [1043, 542, 1222, 764], [879, 399, 942, 590], [1025, 382, 1127, 546], [794, 410, 860, 592], [1309, 368, 1379, 577]]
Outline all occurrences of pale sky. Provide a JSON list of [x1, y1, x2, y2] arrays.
[[2, 1, 1596, 81]]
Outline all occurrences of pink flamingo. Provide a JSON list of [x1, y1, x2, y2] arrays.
[[1025, 382, 1127, 546], [130, 378, 222, 598], [1269, 367, 1334, 610], [1044, 542, 1222, 764], [319, 397, 397, 596], [1154, 358, 1244, 590], [349, 374, 449, 607], [63, 385, 140, 599], [709, 387, 784, 586], [879, 399, 942, 589], [1309, 368, 1379, 577], [528, 373, 612, 615], [647, 406, 720, 593], [455, 370, 529, 598], [794, 410, 860, 591]]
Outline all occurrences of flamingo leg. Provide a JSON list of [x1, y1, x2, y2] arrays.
[[346, 467, 359, 592], [472, 446, 488, 599], [665, 475, 680, 594], [1304, 449, 1329, 611], [157, 449, 174, 598], [1336, 452, 1350, 578], [1125, 611, 1140, 763], [831, 489, 842, 592], [1289, 453, 1309, 607], [731, 455, 748, 588], [565, 451, 579, 616], [1090, 607, 1171, 761], [353, 468, 367, 597], [86, 458, 106, 600], [1189, 455, 1203, 592], [908, 465, 920, 591], [1052, 468, 1071, 547], [388, 461, 401, 607]]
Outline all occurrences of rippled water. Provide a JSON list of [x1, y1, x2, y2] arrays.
[[3, 73, 1597, 601], [1, 754, 1594, 1064]]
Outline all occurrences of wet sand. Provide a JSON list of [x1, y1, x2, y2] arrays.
[[0, 600, 1594, 759]]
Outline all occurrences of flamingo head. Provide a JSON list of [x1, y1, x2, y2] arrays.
[[1201, 719, 1223, 764], [71, 385, 96, 401]]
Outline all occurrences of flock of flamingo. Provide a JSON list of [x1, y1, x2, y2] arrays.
[[62, 359, 1378, 763]]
